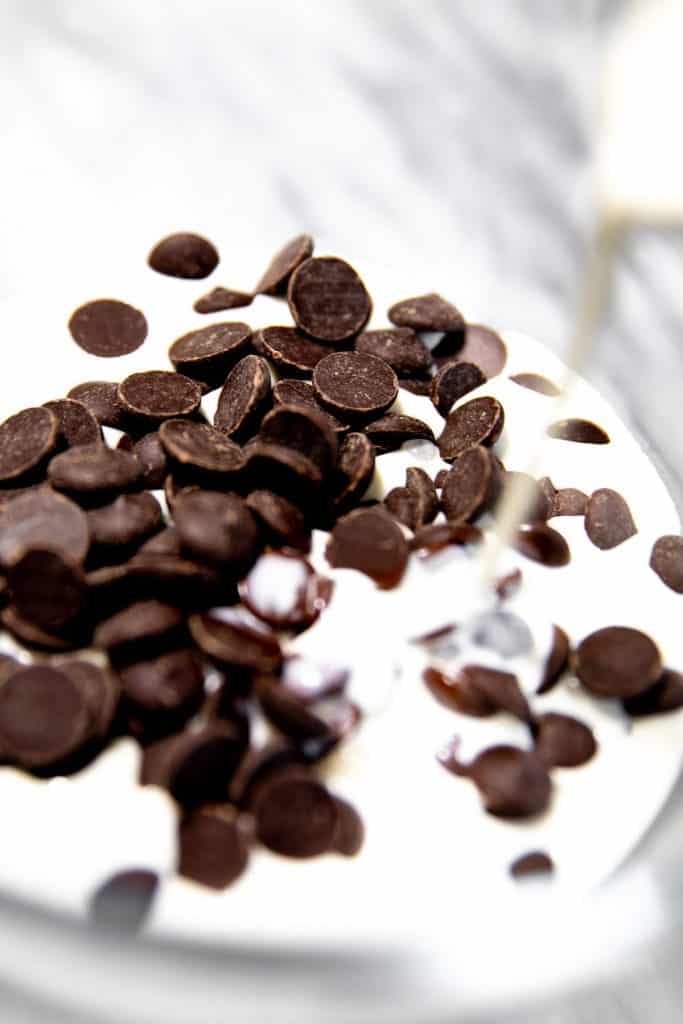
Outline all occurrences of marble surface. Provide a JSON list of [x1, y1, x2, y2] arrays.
[[1, 1, 683, 1021]]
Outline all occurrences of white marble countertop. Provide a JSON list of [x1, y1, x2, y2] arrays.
[[1, 1, 683, 1021]]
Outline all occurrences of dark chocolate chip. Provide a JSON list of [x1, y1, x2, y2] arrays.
[[1, 605, 82, 652], [384, 487, 417, 530], [0, 654, 21, 685], [424, 665, 530, 720], [7, 549, 86, 633], [537, 625, 570, 694], [406, 466, 439, 527], [437, 396, 504, 461], [48, 445, 143, 501], [326, 506, 408, 588], [330, 433, 376, 513], [239, 553, 329, 629], [61, 660, 121, 740], [255, 326, 335, 377], [245, 442, 324, 498], [363, 414, 434, 451], [534, 712, 597, 768], [174, 491, 261, 570], [388, 292, 464, 333], [471, 610, 534, 659], [168, 322, 252, 389], [255, 234, 314, 296], [430, 361, 485, 417], [148, 232, 219, 279], [159, 420, 245, 477], [138, 527, 182, 558], [585, 488, 637, 550], [67, 381, 129, 430], [576, 626, 661, 698], [245, 490, 310, 552], [189, 611, 282, 673], [94, 601, 184, 662], [257, 680, 359, 746], [141, 722, 247, 807], [355, 327, 432, 378], [214, 354, 272, 441], [88, 492, 162, 560], [193, 287, 253, 314], [434, 469, 449, 490], [433, 323, 507, 379], [623, 669, 683, 716], [0, 407, 58, 483], [43, 399, 102, 449], [259, 404, 338, 477], [123, 554, 222, 607], [313, 351, 398, 423], [546, 419, 610, 444], [552, 487, 588, 517], [502, 472, 552, 524], [68, 300, 148, 358], [441, 446, 501, 523], [466, 746, 552, 818], [514, 524, 570, 567], [0, 488, 90, 568], [179, 807, 250, 889], [399, 378, 432, 396], [509, 851, 554, 879], [254, 776, 339, 858], [331, 797, 364, 857], [89, 870, 159, 932], [120, 649, 204, 721], [0, 665, 90, 767], [410, 521, 482, 555], [273, 379, 348, 434], [131, 433, 168, 490], [287, 257, 371, 343], [118, 371, 202, 425], [650, 535, 683, 593], [509, 373, 561, 397]]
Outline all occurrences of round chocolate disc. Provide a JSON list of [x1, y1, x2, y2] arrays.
[[255, 326, 335, 376], [0, 407, 58, 483], [43, 399, 103, 449], [118, 371, 202, 423], [437, 396, 505, 461], [313, 351, 398, 422], [288, 257, 371, 344], [575, 626, 662, 698], [0, 665, 90, 767], [68, 299, 148, 357], [255, 233, 314, 296], [159, 419, 245, 475], [354, 327, 432, 378], [254, 776, 339, 858], [0, 488, 90, 568], [179, 809, 250, 889], [214, 355, 272, 440], [148, 232, 219, 279], [326, 506, 408, 588], [168, 322, 252, 386], [48, 445, 143, 499]]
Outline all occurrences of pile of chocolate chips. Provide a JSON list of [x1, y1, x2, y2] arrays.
[[0, 231, 681, 926]]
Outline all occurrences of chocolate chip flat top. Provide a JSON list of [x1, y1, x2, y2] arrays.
[[43, 399, 102, 449], [120, 649, 204, 717], [255, 233, 314, 296], [650, 535, 683, 593], [326, 506, 408, 588], [214, 354, 272, 439], [546, 418, 610, 444], [434, 324, 507, 379], [68, 299, 148, 357], [94, 600, 183, 654], [88, 492, 162, 550], [584, 488, 637, 550], [67, 381, 129, 430], [430, 361, 485, 417], [245, 489, 309, 550], [148, 232, 219, 279], [363, 414, 434, 451], [623, 669, 683, 717], [509, 372, 561, 397], [169, 322, 252, 374], [188, 612, 282, 673], [575, 626, 662, 698], [89, 870, 159, 932], [514, 523, 570, 567], [388, 292, 464, 333], [0, 665, 90, 767], [48, 445, 142, 496], [159, 419, 245, 474], [194, 287, 253, 314], [467, 745, 552, 818], [287, 257, 371, 343], [534, 713, 597, 768], [354, 328, 432, 378], [255, 327, 334, 375], [118, 371, 202, 422], [437, 396, 504, 461], [509, 851, 554, 879], [332, 432, 375, 512], [63, 660, 120, 739], [131, 433, 168, 489], [313, 351, 398, 421], [0, 407, 58, 482], [173, 490, 261, 568], [8, 548, 86, 633], [179, 809, 250, 889], [143, 723, 247, 807], [254, 776, 339, 858], [273, 379, 347, 433], [0, 488, 90, 567], [441, 446, 499, 524], [259, 404, 338, 476]]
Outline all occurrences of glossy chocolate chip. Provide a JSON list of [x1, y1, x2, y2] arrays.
[[169, 323, 252, 393], [537, 625, 570, 694], [179, 807, 250, 889], [48, 446, 142, 502], [254, 776, 339, 858], [424, 665, 530, 721], [467, 746, 552, 818], [388, 292, 464, 333], [585, 488, 637, 550], [650, 535, 683, 593], [1, 605, 82, 652], [410, 521, 482, 555], [509, 373, 561, 396], [68, 299, 148, 357], [0, 407, 58, 483], [131, 433, 168, 489], [138, 527, 182, 558], [326, 507, 408, 588], [437, 396, 504, 461], [43, 399, 102, 449], [193, 287, 253, 314], [174, 491, 261, 570], [552, 488, 588, 517], [259, 404, 338, 477], [430, 361, 485, 417], [245, 490, 310, 552], [67, 381, 129, 430], [546, 419, 610, 444], [88, 492, 163, 559], [95, 601, 184, 662], [288, 257, 371, 343], [61, 660, 121, 739], [7, 549, 86, 633], [189, 611, 282, 673], [118, 371, 202, 425], [148, 232, 219, 279], [363, 414, 434, 451], [159, 420, 245, 477], [255, 233, 314, 296], [89, 870, 159, 932], [255, 326, 335, 377], [141, 722, 247, 807], [313, 351, 398, 423], [331, 432, 376, 513], [576, 626, 661, 698], [214, 354, 272, 441], [433, 323, 507, 378], [0, 488, 90, 568], [120, 649, 204, 720], [273, 379, 348, 434], [0, 665, 91, 768], [623, 669, 683, 717], [509, 851, 554, 879], [441, 446, 500, 523], [534, 713, 597, 768], [355, 327, 432, 378], [514, 524, 570, 567]]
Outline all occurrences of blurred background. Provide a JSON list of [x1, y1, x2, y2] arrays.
[[1, 0, 683, 1021]]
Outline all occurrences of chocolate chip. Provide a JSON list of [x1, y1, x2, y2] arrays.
[[313, 351, 398, 424], [471, 610, 533, 659], [95, 600, 184, 663], [255, 326, 335, 377], [546, 419, 610, 444], [245, 490, 310, 552], [0, 654, 20, 685], [68, 300, 148, 358], [388, 292, 464, 333], [399, 378, 432, 396], [534, 713, 597, 768], [330, 433, 375, 513], [193, 287, 253, 314], [257, 679, 359, 746], [650, 535, 683, 593], [138, 527, 182, 558], [62, 660, 120, 740], [326, 507, 408, 588], [159, 420, 245, 477], [384, 487, 416, 530], [405, 466, 439, 527], [174, 491, 261, 570], [168, 322, 252, 390], [259, 404, 338, 477], [118, 371, 202, 426], [245, 441, 324, 498], [273, 379, 348, 434], [495, 567, 522, 600], [0, 407, 58, 483], [424, 665, 530, 721], [502, 472, 552, 524], [255, 234, 314, 296], [0, 665, 90, 768], [430, 362, 485, 417], [214, 354, 272, 441], [433, 323, 507, 379], [331, 798, 364, 857], [623, 669, 683, 716], [254, 776, 339, 858], [538, 624, 570, 694], [148, 232, 219, 279], [179, 807, 250, 889], [67, 381, 129, 430], [509, 373, 561, 397], [552, 487, 588, 517], [363, 414, 434, 451], [131, 433, 168, 489], [437, 396, 504, 461], [239, 553, 329, 629], [576, 626, 661, 698], [120, 649, 204, 722], [144, 721, 248, 807], [410, 521, 482, 555], [0, 488, 90, 568], [514, 524, 570, 567], [434, 469, 448, 490], [355, 327, 432, 378], [441, 446, 501, 523], [43, 399, 102, 449], [585, 488, 637, 550], [288, 257, 371, 343], [88, 492, 163, 561], [89, 870, 159, 932], [122, 554, 221, 608], [48, 445, 143, 502], [7, 549, 86, 633], [189, 611, 282, 673], [509, 851, 554, 879], [466, 746, 552, 818]]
